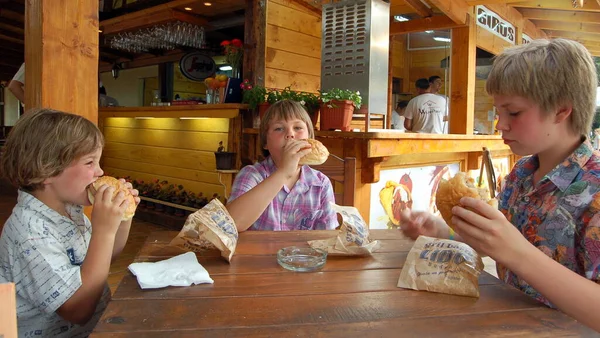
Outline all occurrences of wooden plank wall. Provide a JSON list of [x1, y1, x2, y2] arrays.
[[265, 0, 321, 93], [102, 117, 231, 198]]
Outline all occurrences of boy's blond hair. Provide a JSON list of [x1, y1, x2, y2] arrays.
[[486, 38, 597, 137], [260, 99, 315, 156], [1, 109, 104, 191]]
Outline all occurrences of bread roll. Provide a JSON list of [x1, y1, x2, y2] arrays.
[[87, 176, 137, 221], [298, 139, 329, 165], [435, 172, 498, 230]]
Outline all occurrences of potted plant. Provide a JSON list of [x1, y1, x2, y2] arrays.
[[241, 79, 267, 112], [299, 92, 321, 128], [214, 141, 236, 170], [319, 88, 362, 131]]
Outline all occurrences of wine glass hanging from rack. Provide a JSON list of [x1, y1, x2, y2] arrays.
[[108, 21, 206, 53]]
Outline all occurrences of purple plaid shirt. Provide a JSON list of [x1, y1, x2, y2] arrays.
[[229, 156, 338, 231]]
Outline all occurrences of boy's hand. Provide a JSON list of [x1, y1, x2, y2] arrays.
[[118, 178, 140, 206], [90, 184, 129, 235], [399, 208, 448, 240], [451, 197, 530, 266], [278, 139, 312, 179]]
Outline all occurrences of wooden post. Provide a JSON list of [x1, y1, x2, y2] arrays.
[[25, 0, 99, 124], [449, 14, 476, 135], [244, 0, 267, 87]]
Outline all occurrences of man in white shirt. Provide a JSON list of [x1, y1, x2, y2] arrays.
[[8, 63, 25, 103], [391, 100, 408, 131], [404, 78, 447, 134]]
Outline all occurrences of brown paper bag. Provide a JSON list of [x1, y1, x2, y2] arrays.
[[397, 235, 484, 297], [170, 199, 238, 262], [308, 203, 379, 256]]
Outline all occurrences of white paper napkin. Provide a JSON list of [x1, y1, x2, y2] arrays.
[[128, 252, 214, 289]]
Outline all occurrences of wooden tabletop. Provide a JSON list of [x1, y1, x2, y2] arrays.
[[92, 230, 595, 337]]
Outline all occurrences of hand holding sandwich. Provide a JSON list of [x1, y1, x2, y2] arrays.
[[88, 176, 138, 236], [450, 197, 530, 267], [277, 139, 313, 179]]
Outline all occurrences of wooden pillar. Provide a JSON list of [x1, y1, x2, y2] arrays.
[[25, 0, 99, 124], [449, 14, 476, 135], [244, 0, 267, 87]]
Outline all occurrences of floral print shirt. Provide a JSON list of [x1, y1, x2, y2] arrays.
[[497, 140, 600, 307]]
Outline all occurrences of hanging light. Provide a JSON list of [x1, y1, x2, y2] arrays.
[[111, 63, 122, 79]]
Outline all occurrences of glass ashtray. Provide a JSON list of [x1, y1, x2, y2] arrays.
[[277, 246, 328, 272]]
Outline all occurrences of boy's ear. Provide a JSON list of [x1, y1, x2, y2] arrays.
[[554, 104, 572, 124]]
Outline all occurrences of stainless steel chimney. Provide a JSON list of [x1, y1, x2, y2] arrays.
[[321, 0, 390, 119]]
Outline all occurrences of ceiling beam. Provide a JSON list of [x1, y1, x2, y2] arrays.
[[390, 15, 465, 35], [544, 30, 600, 42], [390, 4, 417, 16], [0, 2, 24, 13], [0, 9, 24, 22], [100, 47, 135, 60], [0, 49, 23, 59], [404, 0, 433, 18], [518, 8, 600, 24], [0, 22, 23, 35], [532, 20, 600, 34], [0, 27, 23, 40], [0, 33, 22, 44], [427, 0, 469, 24], [465, 0, 527, 4], [510, 0, 600, 12], [2, 41, 23, 52]]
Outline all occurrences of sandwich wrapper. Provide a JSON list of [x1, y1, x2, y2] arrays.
[[128, 252, 213, 289], [170, 198, 239, 262], [308, 203, 379, 255]]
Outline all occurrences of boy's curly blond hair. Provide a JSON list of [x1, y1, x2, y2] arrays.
[[486, 38, 597, 137], [1, 109, 104, 191]]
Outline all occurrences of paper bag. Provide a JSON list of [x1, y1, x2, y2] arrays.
[[308, 203, 379, 255], [170, 199, 238, 262], [397, 235, 484, 297]]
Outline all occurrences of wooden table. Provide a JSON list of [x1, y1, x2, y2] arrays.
[[92, 230, 595, 337]]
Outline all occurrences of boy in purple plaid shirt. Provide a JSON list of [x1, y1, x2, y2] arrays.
[[227, 100, 338, 231]]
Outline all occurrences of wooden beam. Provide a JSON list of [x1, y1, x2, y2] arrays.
[[390, 4, 417, 16], [0, 18, 24, 31], [465, 0, 526, 4], [449, 14, 476, 135], [0, 1, 24, 13], [26, 0, 99, 121], [532, 20, 600, 34], [98, 51, 185, 72], [101, 47, 135, 60], [518, 8, 600, 24], [0, 27, 23, 40], [0, 9, 24, 23], [427, 0, 469, 24], [404, 0, 433, 18], [390, 15, 466, 35], [0, 33, 22, 44], [483, 3, 524, 27], [544, 30, 600, 42], [293, 0, 322, 16], [2, 41, 23, 52], [245, 0, 266, 87], [510, 0, 600, 12]]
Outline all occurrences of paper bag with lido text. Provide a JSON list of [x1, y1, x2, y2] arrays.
[[169, 198, 238, 262], [397, 235, 484, 297], [308, 203, 379, 255]]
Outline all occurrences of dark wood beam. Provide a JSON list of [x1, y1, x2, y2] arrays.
[[0, 27, 23, 40], [100, 47, 135, 60], [404, 0, 433, 18], [0, 22, 24, 35], [0, 2, 24, 13], [0, 9, 24, 22], [0, 49, 23, 59], [0, 33, 22, 44], [2, 41, 23, 52]]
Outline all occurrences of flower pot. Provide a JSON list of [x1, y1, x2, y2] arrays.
[[309, 108, 320, 129], [320, 100, 355, 131], [258, 103, 271, 120], [215, 151, 237, 170]]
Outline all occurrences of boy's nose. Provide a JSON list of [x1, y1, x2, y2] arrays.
[[96, 166, 104, 177], [285, 128, 295, 139], [496, 116, 509, 131]]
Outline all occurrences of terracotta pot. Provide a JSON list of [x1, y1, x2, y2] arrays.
[[258, 103, 271, 120], [319, 100, 354, 131]]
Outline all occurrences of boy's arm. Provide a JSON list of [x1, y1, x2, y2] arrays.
[[56, 232, 115, 325], [507, 245, 600, 332], [111, 219, 133, 260], [226, 170, 287, 231]]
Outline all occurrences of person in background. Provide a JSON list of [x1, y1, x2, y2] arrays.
[[429, 75, 449, 133], [227, 100, 338, 232], [8, 63, 25, 103], [0, 109, 139, 337], [404, 78, 446, 134], [391, 100, 408, 131], [400, 38, 600, 332]]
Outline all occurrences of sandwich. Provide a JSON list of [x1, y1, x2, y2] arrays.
[[435, 172, 498, 230], [87, 176, 137, 221], [298, 139, 329, 165]]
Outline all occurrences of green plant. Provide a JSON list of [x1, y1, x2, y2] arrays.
[[299, 92, 320, 113], [320, 88, 362, 109], [266, 89, 282, 104], [241, 79, 267, 110]]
